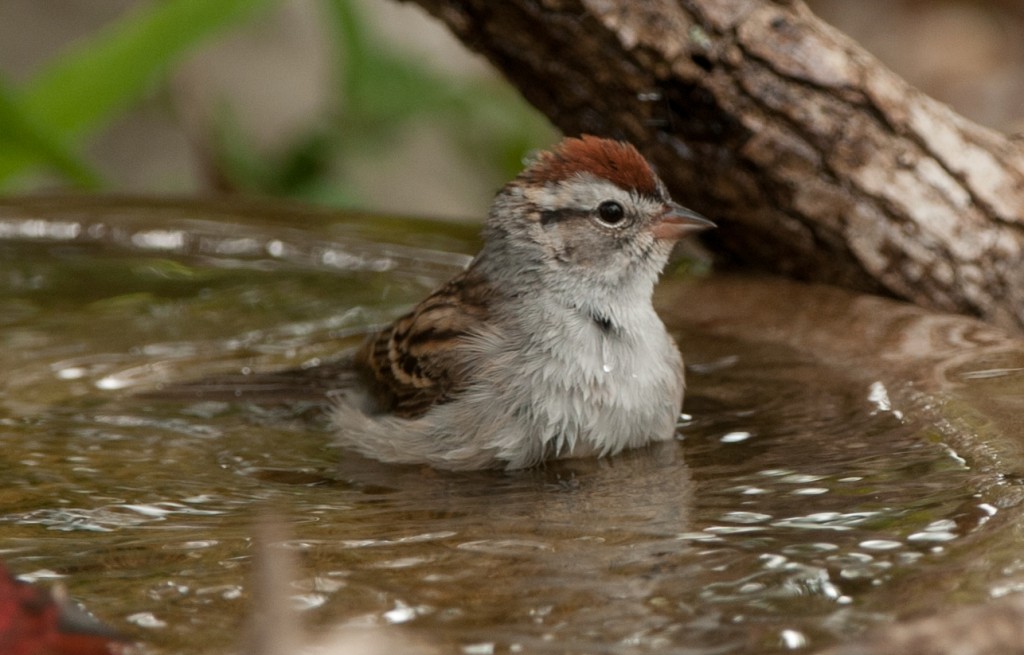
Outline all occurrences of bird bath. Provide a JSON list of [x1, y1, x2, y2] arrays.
[[1, 196, 1023, 654]]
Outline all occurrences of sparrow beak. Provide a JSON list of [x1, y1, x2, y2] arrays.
[[651, 202, 716, 240]]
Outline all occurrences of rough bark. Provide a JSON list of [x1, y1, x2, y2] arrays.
[[401, 0, 1024, 329]]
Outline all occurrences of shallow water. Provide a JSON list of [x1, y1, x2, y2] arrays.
[[0, 197, 1022, 654]]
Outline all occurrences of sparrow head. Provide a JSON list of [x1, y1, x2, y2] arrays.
[[483, 135, 713, 290]]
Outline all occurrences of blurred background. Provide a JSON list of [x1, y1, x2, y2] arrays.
[[0, 0, 1022, 220]]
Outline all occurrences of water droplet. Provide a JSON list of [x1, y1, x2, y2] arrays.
[[780, 629, 807, 649], [383, 601, 419, 624], [859, 539, 903, 551], [56, 366, 86, 380], [907, 530, 956, 542], [601, 337, 614, 373], [791, 487, 829, 496], [266, 239, 285, 257], [131, 229, 186, 251], [720, 511, 772, 524], [127, 612, 167, 629], [868, 380, 891, 411], [721, 431, 752, 443], [95, 375, 131, 390]]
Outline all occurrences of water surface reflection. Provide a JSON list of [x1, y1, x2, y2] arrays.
[[0, 198, 1019, 654]]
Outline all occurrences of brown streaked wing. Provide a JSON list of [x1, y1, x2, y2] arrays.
[[355, 268, 491, 418]]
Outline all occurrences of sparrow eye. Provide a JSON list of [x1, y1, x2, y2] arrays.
[[596, 200, 626, 226]]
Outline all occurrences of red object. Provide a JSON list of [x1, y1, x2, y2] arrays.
[[0, 561, 130, 655]]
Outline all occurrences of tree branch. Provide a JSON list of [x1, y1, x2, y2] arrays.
[[401, 0, 1024, 329]]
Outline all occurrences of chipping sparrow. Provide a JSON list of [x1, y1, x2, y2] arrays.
[[335, 136, 713, 470]]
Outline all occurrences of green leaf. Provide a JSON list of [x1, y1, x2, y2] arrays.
[[0, 0, 277, 188], [0, 76, 102, 189], [322, 0, 456, 129], [320, 0, 555, 180]]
